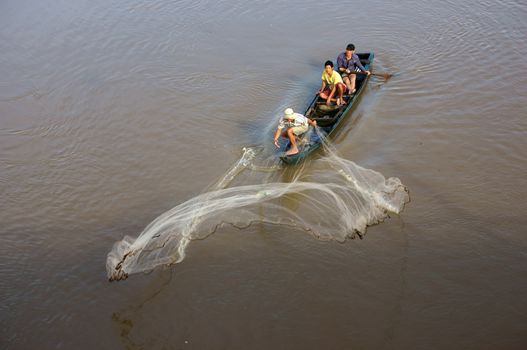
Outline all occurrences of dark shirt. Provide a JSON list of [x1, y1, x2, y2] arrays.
[[337, 52, 366, 72]]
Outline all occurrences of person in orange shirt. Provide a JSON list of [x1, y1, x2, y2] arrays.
[[318, 60, 346, 106]]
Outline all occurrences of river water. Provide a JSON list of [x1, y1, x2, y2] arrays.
[[1, 0, 526, 349]]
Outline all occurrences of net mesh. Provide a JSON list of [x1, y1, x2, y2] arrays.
[[106, 130, 409, 281]]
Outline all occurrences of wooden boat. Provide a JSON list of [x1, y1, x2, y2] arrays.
[[280, 52, 374, 164]]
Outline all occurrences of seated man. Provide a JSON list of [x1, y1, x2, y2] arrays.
[[337, 43, 370, 95], [319, 60, 347, 106], [274, 108, 317, 156]]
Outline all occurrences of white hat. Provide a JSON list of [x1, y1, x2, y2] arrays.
[[283, 108, 294, 119]]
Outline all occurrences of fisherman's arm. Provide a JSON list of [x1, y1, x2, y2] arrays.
[[328, 86, 337, 100], [318, 81, 326, 93], [354, 55, 370, 75], [273, 127, 282, 147], [337, 54, 346, 72]]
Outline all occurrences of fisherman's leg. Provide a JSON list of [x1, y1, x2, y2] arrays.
[[286, 128, 299, 155], [349, 75, 357, 94], [326, 87, 338, 106], [343, 76, 352, 93], [337, 83, 345, 105], [320, 88, 335, 101]]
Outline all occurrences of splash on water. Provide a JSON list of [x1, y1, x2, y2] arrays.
[[106, 132, 409, 281]]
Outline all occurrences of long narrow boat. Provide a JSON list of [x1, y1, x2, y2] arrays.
[[280, 52, 374, 164]]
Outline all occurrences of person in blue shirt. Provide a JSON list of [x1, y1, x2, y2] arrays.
[[337, 43, 370, 95]]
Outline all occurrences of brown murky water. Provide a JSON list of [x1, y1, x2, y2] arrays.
[[1, 0, 526, 349]]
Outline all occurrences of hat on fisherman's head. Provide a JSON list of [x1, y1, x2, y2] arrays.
[[283, 108, 294, 119]]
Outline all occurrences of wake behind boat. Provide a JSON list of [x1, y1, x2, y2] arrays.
[[280, 52, 374, 164]]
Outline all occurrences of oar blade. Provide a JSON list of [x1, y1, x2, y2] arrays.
[[372, 72, 393, 80]]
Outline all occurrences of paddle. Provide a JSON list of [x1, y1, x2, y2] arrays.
[[346, 70, 393, 80]]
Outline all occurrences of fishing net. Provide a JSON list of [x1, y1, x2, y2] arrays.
[[106, 131, 409, 281]]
